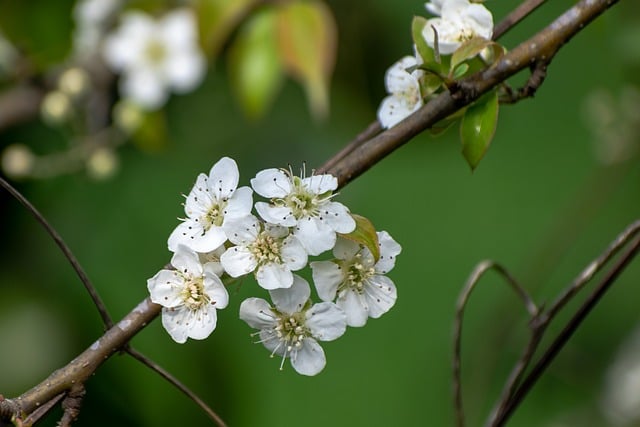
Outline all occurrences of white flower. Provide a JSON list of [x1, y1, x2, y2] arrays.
[[425, 0, 445, 16], [220, 215, 307, 290], [311, 231, 401, 327], [73, 0, 121, 58], [147, 245, 229, 343], [251, 167, 356, 256], [422, 0, 493, 55], [239, 275, 346, 376], [168, 157, 253, 253], [197, 244, 227, 278], [103, 8, 206, 109], [377, 55, 423, 129]]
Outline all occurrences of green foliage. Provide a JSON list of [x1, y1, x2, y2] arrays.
[[228, 9, 283, 119], [277, 0, 336, 120], [460, 89, 499, 171], [339, 214, 380, 262]]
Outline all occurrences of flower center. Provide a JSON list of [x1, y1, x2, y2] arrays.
[[201, 199, 227, 231], [180, 278, 210, 310], [249, 232, 282, 265], [340, 253, 375, 294], [274, 313, 308, 352], [145, 39, 167, 65]]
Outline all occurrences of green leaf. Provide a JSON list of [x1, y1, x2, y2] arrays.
[[452, 63, 469, 79], [228, 9, 283, 119], [460, 90, 499, 171], [450, 37, 491, 72], [338, 214, 380, 262], [277, 0, 337, 120], [196, 0, 259, 56]]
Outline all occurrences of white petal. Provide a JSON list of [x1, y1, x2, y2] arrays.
[[220, 246, 257, 277], [161, 307, 189, 343], [209, 157, 239, 200], [463, 5, 493, 38], [165, 50, 205, 93], [306, 302, 347, 341], [270, 275, 310, 314], [332, 236, 360, 260], [147, 269, 184, 308], [185, 173, 214, 217], [302, 174, 337, 194], [321, 202, 356, 233], [186, 305, 218, 340], [203, 269, 229, 309], [170, 245, 203, 276], [385, 56, 419, 94], [239, 297, 277, 330], [121, 68, 167, 110], [337, 290, 369, 327], [295, 217, 335, 256], [255, 202, 295, 227], [259, 329, 284, 355], [160, 9, 198, 49], [102, 12, 153, 69], [265, 223, 290, 239], [310, 261, 343, 301], [223, 214, 260, 245], [223, 186, 253, 219], [364, 275, 397, 319], [256, 263, 293, 290], [291, 338, 326, 376], [377, 92, 422, 129], [280, 236, 308, 271], [251, 168, 291, 198], [184, 223, 227, 253], [375, 230, 402, 274]]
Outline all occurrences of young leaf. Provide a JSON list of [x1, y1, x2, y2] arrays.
[[460, 90, 499, 171], [412, 16, 437, 68], [196, 0, 259, 56], [228, 9, 283, 119], [338, 214, 380, 262], [450, 37, 492, 72], [277, 0, 336, 119]]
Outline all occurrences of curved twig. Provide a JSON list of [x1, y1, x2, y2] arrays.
[[126, 347, 228, 427], [0, 177, 113, 329], [453, 261, 538, 427]]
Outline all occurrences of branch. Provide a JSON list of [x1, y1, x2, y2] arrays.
[[322, 0, 618, 187], [0, 177, 113, 329], [0, 85, 43, 131]]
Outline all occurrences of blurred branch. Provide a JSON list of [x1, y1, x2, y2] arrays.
[[492, 0, 548, 40], [0, 85, 43, 131]]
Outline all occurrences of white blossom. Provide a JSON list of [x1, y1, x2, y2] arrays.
[[422, 0, 493, 55], [147, 245, 229, 343], [239, 275, 346, 376], [251, 167, 355, 256], [73, 0, 121, 58], [168, 157, 253, 253], [220, 215, 307, 290], [311, 231, 401, 327], [377, 55, 423, 129], [103, 8, 205, 109]]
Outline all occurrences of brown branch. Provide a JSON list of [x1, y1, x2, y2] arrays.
[[324, 0, 619, 187], [493, 0, 548, 40], [0, 85, 43, 131], [0, 0, 621, 424]]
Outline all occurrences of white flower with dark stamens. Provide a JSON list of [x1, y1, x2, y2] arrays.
[[422, 0, 493, 55], [311, 231, 401, 327], [168, 157, 253, 253], [102, 8, 205, 109], [239, 275, 346, 376], [377, 55, 423, 129], [147, 245, 229, 343], [221, 215, 307, 290], [251, 167, 355, 256]]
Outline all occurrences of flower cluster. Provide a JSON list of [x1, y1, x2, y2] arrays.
[[147, 157, 402, 375], [377, 0, 494, 128]]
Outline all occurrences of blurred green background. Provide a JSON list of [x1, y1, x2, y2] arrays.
[[1, 1, 639, 426]]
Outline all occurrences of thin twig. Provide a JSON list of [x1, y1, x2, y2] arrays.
[[492, 0, 548, 40], [453, 261, 538, 427], [126, 347, 228, 427], [0, 177, 113, 329], [492, 231, 640, 426]]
